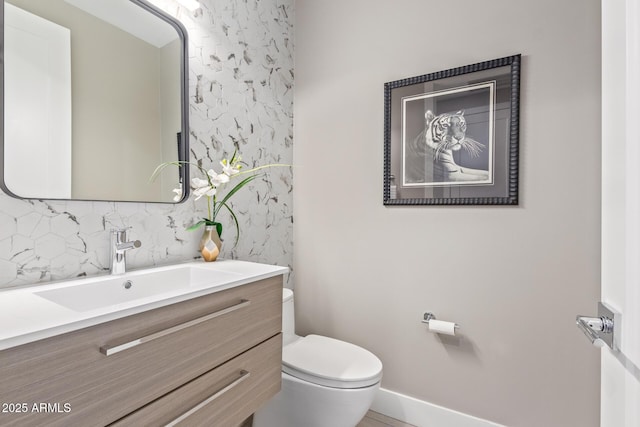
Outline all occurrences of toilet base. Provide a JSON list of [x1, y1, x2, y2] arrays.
[[253, 372, 380, 427]]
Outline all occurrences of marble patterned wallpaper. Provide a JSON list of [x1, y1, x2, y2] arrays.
[[0, 0, 294, 288]]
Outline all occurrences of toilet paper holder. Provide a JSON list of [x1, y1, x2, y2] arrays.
[[421, 312, 460, 331]]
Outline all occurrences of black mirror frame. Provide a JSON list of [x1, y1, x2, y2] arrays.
[[0, 0, 190, 203]]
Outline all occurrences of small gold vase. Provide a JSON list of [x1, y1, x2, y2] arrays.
[[199, 225, 222, 262]]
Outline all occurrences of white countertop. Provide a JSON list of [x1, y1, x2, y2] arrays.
[[0, 260, 288, 351]]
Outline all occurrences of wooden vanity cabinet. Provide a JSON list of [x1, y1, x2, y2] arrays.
[[0, 275, 283, 427]]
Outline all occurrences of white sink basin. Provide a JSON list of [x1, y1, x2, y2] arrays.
[[0, 259, 288, 351], [35, 265, 243, 312]]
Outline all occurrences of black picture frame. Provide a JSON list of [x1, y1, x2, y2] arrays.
[[383, 54, 520, 205]]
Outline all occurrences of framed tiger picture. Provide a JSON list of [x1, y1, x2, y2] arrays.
[[383, 54, 521, 205]]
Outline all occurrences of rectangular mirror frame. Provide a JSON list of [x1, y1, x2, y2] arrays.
[[0, 0, 190, 203]]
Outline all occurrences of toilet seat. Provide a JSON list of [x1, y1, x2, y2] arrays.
[[282, 334, 383, 389]]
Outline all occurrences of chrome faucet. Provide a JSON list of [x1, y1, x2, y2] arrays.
[[110, 228, 141, 275]]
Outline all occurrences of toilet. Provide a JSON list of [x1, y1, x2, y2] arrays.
[[253, 289, 383, 427]]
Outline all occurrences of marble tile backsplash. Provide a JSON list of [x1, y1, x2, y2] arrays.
[[0, 0, 294, 288]]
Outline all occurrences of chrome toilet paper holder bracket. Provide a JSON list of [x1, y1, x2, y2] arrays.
[[421, 312, 460, 331]]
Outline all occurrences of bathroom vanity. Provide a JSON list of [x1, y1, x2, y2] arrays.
[[0, 260, 286, 426]]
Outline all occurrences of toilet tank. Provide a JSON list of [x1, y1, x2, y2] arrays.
[[282, 288, 297, 345]]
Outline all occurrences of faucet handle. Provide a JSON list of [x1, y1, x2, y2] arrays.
[[111, 227, 133, 244], [111, 227, 133, 239]]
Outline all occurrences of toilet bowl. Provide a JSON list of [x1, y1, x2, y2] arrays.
[[253, 289, 383, 427]]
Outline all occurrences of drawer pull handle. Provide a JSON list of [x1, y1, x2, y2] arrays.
[[165, 370, 251, 426], [100, 299, 251, 356]]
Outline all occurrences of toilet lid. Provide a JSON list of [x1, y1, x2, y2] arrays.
[[282, 335, 383, 389]]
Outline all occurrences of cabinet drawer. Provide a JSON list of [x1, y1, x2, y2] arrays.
[[111, 334, 282, 426], [0, 276, 282, 427]]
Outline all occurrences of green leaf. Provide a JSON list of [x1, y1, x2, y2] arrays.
[[213, 174, 259, 219], [190, 219, 223, 237], [234, 163, 291, 178], [213, 221, 223, 238], [221, 202, 240, 247], [186, 220, 206, 231], [149, 161, 179, 182], [149, 160, 209, 183]]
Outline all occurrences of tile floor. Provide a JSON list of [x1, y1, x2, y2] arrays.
[[243, 409, 416, 427], [357, 410, 417, 427]]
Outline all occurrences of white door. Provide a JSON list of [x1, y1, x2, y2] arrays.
[[601, 0, 640, 426]]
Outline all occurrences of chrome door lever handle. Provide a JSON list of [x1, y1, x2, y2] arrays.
[[576, 302, 619, 350], [576, 316, 608, 347]]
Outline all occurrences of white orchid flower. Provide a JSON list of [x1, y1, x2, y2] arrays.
[[207, 169, 230, 186], [191, 177, 216, 200], [191, 177, 208, 188], [193, 185, 216, 200], [172, 183, 182, 202], [220, 159, 241, 176]]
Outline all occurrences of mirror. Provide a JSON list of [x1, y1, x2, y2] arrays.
[[0, 0, 189, 203]]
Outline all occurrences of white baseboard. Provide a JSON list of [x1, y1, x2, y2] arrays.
[[370, 388, 505, 427]]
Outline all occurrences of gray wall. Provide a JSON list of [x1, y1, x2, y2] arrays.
[[293, 1, 601, 426], [0, 0, 294, 288]]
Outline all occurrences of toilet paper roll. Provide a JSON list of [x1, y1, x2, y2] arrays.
[[428, 319, 457, 336]]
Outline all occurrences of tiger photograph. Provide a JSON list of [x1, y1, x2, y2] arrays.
[[401, 82, 495, 187]]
